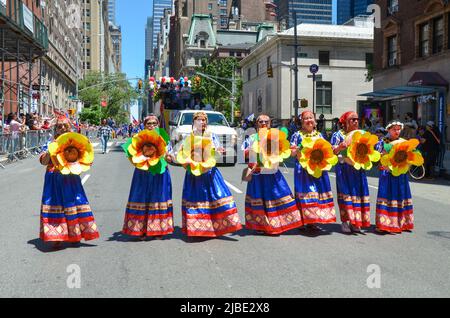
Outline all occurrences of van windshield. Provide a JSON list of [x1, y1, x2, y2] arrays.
[[180, 113, 229, 126]]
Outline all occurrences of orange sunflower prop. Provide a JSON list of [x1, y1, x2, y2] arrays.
[[346, 130, 381, 170], [127, 130, 167, 171], [48, 132, 94, 175], [252, 128, 291, 169], [380, 139, 424, 177], [298, 137, 338, 178], [177, 134, 216, 176]]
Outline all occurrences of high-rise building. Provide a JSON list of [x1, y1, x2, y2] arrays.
[[82, 0, 115, 74], [145, 17, 154, 78], [152, 0, 173, 51], [337, 0, 374, 25], [109, 24, 122, 72], [108, 0, 116, 25], [274, 0, 333, 26]]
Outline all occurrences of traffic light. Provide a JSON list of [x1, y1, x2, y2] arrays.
[[300, 99, 308, 108], [267, 64, 273, 78], [138, 79, 143, 90], [194, 76, 201, 87]]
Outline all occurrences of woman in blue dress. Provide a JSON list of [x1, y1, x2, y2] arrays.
[[330, 111, 371, 233], [122, 115, 174, 240], [243, 114, 303, 235], [375, 121, 415, 234], [290, 111, 336, 231], [39, 117, 99, 248], [180, 112, 242, 237]]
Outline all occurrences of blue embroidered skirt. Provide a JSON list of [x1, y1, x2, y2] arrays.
[[123, 168, 174, 236], [376, 170, 413, 232], [245, 170, 303, 234], [294, 162, 336, 224], [335, 163, 371, 227], [40, 170, 99, 242], [182, 167, 242, 237]]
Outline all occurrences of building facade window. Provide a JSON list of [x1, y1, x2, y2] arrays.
[[387, 0, 399, 15], [316, 82, 332, 115], [387, 35, 397, 66], [256, 62, 260, 76], [247, 68, 251, 81], [365, 53, 373, 67], [432, 16, 444, 54], [419, 23, 429, 57], [319, 51, 330, 65]]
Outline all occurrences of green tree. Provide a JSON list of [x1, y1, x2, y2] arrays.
[[193, 57, 242, 123], [78, 71, 138, 125]]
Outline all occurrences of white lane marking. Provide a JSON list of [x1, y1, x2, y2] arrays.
[[81, 174, 91, 185], [329, 173, 379, 190], [224, 180, 243, 194]]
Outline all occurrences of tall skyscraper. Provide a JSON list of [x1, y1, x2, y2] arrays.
[[145, 16, 154, 78], [152, 0, 173, 51], [108, 0, 116, 25], [337, 0, 374, 25], [275, 0, 333, 27]]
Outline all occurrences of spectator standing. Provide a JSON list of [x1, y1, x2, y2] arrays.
[[420, 121, 441, 179]]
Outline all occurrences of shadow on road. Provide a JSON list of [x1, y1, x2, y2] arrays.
[[27, 238, 97, 253], [427, 231, 450, 239]]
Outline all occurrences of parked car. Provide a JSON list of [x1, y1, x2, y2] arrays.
[[169, 110, 238, 165]]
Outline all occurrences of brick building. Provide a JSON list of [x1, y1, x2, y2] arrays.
[[364, 0, 450, 145], [0, 0, 48, 115]]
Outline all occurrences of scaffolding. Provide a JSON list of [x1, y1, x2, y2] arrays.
[[0, 0, 48, 128]]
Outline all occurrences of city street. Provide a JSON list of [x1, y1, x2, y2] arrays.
[[1, 141, 450, 298]]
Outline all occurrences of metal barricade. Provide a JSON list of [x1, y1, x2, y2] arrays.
[[0, 129, 53, 168]]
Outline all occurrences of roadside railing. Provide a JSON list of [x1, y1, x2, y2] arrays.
[[0, 129, 53, 168]]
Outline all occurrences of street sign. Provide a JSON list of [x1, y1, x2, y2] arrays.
[[307, 74, 322, 81], [309, 64, 319, 74], [32, 84, 49, 91]]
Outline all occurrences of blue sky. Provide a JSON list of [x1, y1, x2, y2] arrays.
[[117, 0, 153, 84]]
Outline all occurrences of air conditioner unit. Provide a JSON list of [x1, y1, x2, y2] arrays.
[[388, 5, 399, 15]]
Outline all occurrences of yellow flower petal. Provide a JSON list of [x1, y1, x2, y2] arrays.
[[68, 162, 83, 175]]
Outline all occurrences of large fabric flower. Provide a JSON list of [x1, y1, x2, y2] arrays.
[[123, 128, 168, 174], [48, 132, 94, 175], [380, 139, 424, 176], [298, 137, 338, 178], [177, 134, 216, 176], [346, 130, 381, 170], [252, 128, 291, 169]]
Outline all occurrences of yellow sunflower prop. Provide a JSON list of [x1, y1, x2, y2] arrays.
[[252, 128, 291, 169], [298, 137, 338, 178], [380, 139, 424, 177], [346, 130, 381, 170], [126, 129, 167, 172], [177, 134, 216, 176], [48, 132, 94, 175]]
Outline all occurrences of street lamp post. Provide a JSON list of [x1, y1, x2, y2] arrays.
[[291, 0, 300, 119]]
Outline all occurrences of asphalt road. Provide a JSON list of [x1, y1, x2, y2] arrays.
[[1, 140, 450, 297]]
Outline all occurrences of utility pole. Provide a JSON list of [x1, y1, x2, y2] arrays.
[[292, 5, 300, 119]]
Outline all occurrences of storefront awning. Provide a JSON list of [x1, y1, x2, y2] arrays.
[[407, 72, 449, 88], [359, 85, 437, 101]]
